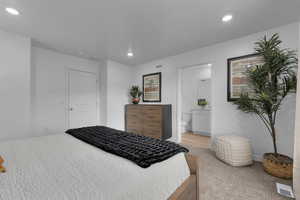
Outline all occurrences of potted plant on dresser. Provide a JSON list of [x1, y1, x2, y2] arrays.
[[233, 34, 297, 179], [130, 85, 143, 104]]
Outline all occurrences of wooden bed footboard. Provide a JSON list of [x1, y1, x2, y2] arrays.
[[168, 154, 199, 200]]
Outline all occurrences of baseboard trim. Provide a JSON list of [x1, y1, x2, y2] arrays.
[[253, 154, 263, 162]]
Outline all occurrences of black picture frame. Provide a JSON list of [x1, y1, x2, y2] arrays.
[[143, 72, 162, 102], [227, 53, 262, 102]]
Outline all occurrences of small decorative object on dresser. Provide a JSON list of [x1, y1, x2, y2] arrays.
[[125, 104, 172, 139], [130, 85, 143, 104], [0, 156, 6, 173]]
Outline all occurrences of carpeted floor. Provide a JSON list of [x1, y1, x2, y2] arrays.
[[185, 145, 293, 200]]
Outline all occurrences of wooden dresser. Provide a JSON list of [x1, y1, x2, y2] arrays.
[[125, 104, 172, 140]]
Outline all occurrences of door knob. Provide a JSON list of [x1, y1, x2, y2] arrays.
[[69, 107, 74, 111]]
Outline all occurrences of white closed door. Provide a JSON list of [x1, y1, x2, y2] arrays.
[[68, 70, 98, 129]]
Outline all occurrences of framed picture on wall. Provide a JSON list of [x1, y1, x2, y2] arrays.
[[143, 72, 161, 102], [227, 53, 264, 101]]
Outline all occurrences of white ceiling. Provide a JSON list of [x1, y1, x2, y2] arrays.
[[0, 0, 299, 66]]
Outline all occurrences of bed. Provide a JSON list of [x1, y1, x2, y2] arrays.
[[0, 130, 199, 200]]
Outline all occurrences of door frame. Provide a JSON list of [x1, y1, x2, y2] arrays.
[[66, 68, 100, 129], [176, 62, 213, 143]]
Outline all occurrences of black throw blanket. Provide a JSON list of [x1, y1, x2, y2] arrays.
[[66, 126, 188, 168]]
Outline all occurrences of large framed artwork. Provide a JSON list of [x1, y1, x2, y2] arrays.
[[227, 53, 264, 101], [143, 72, 161, 102]]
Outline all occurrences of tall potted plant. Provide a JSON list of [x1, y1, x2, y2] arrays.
[[130, 85, 143, 104], [233, 34, 297, 179]]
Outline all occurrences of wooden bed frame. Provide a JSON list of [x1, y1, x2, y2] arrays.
[[168, 154, 199, 200]]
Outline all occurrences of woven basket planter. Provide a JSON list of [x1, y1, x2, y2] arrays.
[[262, 153, 293, 179]]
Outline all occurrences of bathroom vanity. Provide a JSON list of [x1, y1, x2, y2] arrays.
[[191, 108, 211, 136]]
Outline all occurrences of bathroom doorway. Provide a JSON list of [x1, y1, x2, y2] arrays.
[[178, 63, 212, 149]]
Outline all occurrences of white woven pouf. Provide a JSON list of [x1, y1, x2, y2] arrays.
[[213, 135, 253, 167]]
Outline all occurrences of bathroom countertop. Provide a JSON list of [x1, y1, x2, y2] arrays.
[[191, 107, 211, 111]]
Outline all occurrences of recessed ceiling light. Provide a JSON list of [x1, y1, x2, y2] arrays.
[[222, 14, 233, 22], [127, 51, 134, 57], [207, 63, 212, 67], [5, 7, 20, 16]]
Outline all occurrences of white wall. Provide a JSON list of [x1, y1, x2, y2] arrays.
[[31, 53, 132, 135], [0, 28, 132, 140], [293, 22, 300, 198], [106, 60, 133, 130], [99, 62, 108, 125], [0, 30, 31, 141], [31, 47, 104, 136], [133, 23, 298, 159]]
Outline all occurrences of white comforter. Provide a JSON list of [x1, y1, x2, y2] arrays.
[[0, 134, 190, 200]]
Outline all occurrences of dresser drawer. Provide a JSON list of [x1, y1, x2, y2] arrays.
[[143, 106, 162, 122], [126, 117, 142, 132], [143, 117, 162, 125], [127, 118, 141, 125], [142, 121, 162, 130], [143, 112, 161, 119], [142, 106, 162, 114], [127, 106, 141, 114], [127, 128, 143, 135], [143, 128, 162, 139]]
